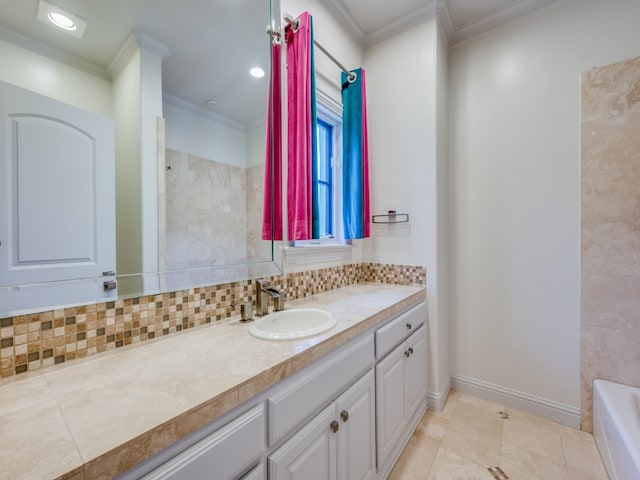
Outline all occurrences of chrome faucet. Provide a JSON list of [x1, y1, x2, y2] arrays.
[[255, 279, 284, 315]]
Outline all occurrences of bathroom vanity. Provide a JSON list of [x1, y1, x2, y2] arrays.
[[0, 284, 426, 480]]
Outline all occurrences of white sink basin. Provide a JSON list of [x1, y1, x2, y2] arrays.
[[248, 308, 336, 341]]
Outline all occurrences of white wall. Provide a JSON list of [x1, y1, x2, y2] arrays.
[[363, 18, 450, 404], [247, 124, 267, 168], [448, 0, 640, 424], [163, 103, 248, 168], [0, 38, 111, 116]]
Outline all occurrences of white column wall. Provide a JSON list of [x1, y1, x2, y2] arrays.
[[364, 18, 449, 405]]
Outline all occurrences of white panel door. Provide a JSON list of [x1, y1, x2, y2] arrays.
[[0, 80, 115, 288], [375, 342, 407, 469], [269, 404, 337, 480], [335, 370, 375, 480]]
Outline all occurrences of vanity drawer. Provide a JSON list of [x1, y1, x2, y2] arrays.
[[267, 333, 374, 446], [375, 301, 426, 360], [141, 405, 265, 480]]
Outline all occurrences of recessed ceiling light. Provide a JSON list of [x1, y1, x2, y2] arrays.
[[204, 97, 220, 107], [47, 12, 76, 30], [37, 0, 87, 38], [250, 67, 265, 79]]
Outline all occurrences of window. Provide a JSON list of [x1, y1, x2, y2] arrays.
[[292, 100, 344, 246], [316, 117, 333, 238]]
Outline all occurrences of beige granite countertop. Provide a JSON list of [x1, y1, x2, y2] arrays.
[[0, 283, 425, 480]]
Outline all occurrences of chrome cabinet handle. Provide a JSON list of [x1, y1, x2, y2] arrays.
[[340, 410, 349, 422]]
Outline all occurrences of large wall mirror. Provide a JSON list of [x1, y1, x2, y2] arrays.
[[0, 0, 282, 317]]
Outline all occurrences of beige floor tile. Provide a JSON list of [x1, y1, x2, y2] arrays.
[[499, 443, 569, 480], [455, 391, 504, 413], [448, 399, 504, 439], [567, 466, 609, 480], [391, 436, 439, 480], [426, 448, 495, 480], [399, 391, 608, 480], [502, 416, 565, 463], [431, 390, 458, 421], [440, 417, 502, 467], [559, 425, 608, 479], [415, 411, 449, 444]]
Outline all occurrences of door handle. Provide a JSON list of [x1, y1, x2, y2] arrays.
[[330, 420, 339, 433], [340, 410, 349, 422], [408, 347, 414, 355]]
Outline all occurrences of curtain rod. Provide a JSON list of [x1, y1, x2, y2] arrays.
[[280, 13, 357, 83]]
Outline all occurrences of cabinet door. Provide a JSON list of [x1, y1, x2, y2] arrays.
[[405, 326, 427, 419], [240, 464, 265, 480], [375, 342, 407, 468], [335, 371, 375, 480], [269, 404, 337, 480]]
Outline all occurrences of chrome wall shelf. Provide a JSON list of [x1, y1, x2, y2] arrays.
[[372, 211, 409, 224]]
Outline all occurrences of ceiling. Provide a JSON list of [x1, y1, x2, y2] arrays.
[[325, 0, 560, 46], [0, 0, 271, 128], [0, 0, 560, 126]]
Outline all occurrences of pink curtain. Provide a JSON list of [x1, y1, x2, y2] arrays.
[[285, 11, 316, 240], [261, 42, 282, 240]]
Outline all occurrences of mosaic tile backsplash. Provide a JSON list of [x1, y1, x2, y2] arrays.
[[0, 263, 425, 380]]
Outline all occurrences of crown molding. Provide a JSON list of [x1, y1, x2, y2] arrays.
[[0, 24, 108, 80], [324, 0, 559, 50], [162, 92, 247, 132], [445, 0, 560, 46], [108, 33, 171, 78], [325, 0, 438, 48], [135, 32, 172, 60], [435, 0, 454, 49], [364, 3, 436, 48], [322, 0, 366, 45]]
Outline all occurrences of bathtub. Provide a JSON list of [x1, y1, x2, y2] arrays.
[[593, 379, 640, 480]]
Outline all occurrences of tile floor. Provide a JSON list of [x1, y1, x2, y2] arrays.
[[389, 390, 609, 480]]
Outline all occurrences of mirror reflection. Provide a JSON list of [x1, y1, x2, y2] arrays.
[[0, 0, 279, 316]]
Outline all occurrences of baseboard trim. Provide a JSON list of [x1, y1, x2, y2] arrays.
[[450, 374, 580, 428], [427, 377, 452, 412]]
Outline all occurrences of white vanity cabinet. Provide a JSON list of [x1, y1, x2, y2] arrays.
[[269, 370, 375, 480], [375, 302, 428, 474], [121, 297, 427, 480]]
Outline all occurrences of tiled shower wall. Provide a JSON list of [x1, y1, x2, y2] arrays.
[[0, 263, 425, 380], [163, 149, 249, 270], [161, 148, 270, 270], [580, 55, 640, 431]]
